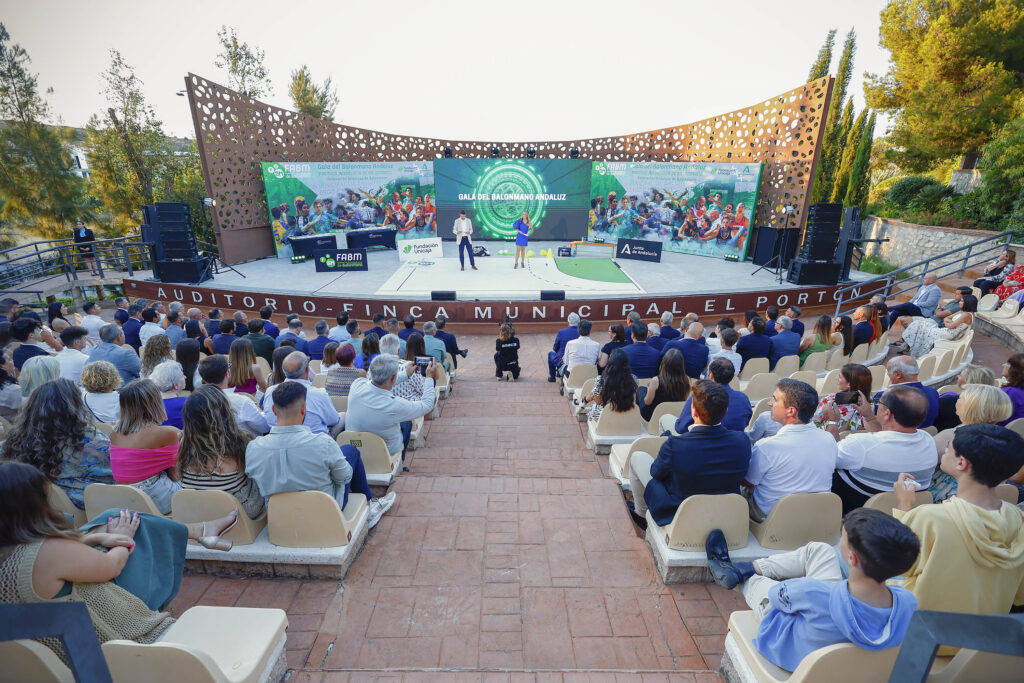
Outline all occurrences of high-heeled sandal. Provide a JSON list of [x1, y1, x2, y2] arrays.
[[197, 510, 238, 551]]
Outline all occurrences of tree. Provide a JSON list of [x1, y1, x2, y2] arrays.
[[807, 29, 836, 81], [811, 29, 857, 203], [832, 108, 868, 203], [865, 0, 1024, 169], [844, 112, 876, 210], [0, 23, 84, 238], [84, 50, 173, 232], [289, 65, 338, 121], [215, 26, 272, 99]]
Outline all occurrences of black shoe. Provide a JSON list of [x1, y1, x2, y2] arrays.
[[705, 528, 731, 564], [707, 557, 744, 590], [548, 377, 557, 383], [460, 349, 468, 358]]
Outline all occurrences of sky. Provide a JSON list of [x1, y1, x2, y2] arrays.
[[3, 0, 895, 142]]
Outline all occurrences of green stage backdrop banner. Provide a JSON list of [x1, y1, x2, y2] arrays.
[[588, 161, 763, 261], [434, 159, 593, 241], [260, 161, 435, 258]]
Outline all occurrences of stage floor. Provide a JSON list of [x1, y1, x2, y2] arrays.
[[137, 241, 871, 301]]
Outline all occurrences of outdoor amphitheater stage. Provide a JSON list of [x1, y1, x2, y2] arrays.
[[123, 240, 872, 328]]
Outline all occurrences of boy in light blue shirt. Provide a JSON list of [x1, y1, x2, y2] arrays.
[[705, 508, 920, 672]]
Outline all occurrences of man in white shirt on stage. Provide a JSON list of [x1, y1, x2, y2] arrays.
[[453, 210, 477, 271]]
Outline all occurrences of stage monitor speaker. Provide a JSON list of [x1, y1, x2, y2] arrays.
[[787, 259, 841, 286], [752, 226, 800, 267], [431, 291, 456, 301], [156, 257, 211, 284], [540, 290, 565, 301]]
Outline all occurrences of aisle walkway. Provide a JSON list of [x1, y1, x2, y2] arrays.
[[170, 333, 739, 681]]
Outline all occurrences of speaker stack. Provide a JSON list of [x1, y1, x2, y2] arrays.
[[141, 202, 211, 283], [787, 202, 842, 285]]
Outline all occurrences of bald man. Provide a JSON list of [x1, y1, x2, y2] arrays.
[[661, 321, 709, 379], [261, 351, 342, 435], [887, 273, 941, 326]]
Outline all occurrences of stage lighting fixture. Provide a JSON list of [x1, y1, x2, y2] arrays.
[[526, 148, 536, 158], [569, 148, 580, 158], [490, 147, 500, 158], [443, 147, 453, 158]]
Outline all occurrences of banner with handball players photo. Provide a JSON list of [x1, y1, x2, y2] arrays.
[[434, 158, 592, 241], [260, 161, 435, 258], [588, 161, 763, 261]]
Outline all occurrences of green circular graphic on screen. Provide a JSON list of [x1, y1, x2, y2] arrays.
[[473, 160, 548, 239]]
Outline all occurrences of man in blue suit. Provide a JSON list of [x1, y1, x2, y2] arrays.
[[121, 304, 144, 352], [872, 356, 940, 429], [852, 306, 875, 346], [767, 316, 801, 370], [735, 317, 772, 370], [661, 322, 709, 379], [659, 312, 681, 341], [629, 379, 752, 526], [887, 272, 941, 326], [434, 316, 467, 369], [622, 322, 663, 378], [275, 318, 309, 354], [547, 312, 580, 382], [672, 358, 752, 433]]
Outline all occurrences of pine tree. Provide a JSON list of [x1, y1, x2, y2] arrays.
[[0, 23, 84, 238], [807, 29, 836, 81], [289, 65, 338, 122], [214, 26, 272, 99], [811, 29, 857, 203], [844, 112, 876, 210], [831, 109, 868, 203]]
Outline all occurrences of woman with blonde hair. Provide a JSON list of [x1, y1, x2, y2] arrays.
[[929, 384, 1013, 501], [512, 210, 533, 269], [227, 337, 267, 395], [178, 385, 263, 518], [80, 360, 122, 423], [109, 379, 182, 514], [18, 354, 60, 397], [935, 363, 997, 430], [140, 334, 174, 378]]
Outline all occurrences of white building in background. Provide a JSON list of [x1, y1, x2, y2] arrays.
[[68, 143, 90, 179]]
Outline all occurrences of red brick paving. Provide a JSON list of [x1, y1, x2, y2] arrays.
[[168, 332, 732, 680]]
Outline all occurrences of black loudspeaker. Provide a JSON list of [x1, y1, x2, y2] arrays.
[[752, 226, 800, 267], [787, 259, 841, 285], [156, 257, 211, 284], [431, 291, 456, 301], [540, 290, 565, 301]]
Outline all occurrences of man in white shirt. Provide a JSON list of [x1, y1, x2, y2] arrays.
[[831, 384, 937, 513], [562, 319, 601, 374], [79, 301, 106, 342], [56, 326, 90, 384], [453, 209, 477, 271], [138, 308, 165, 348], [347, 355, 438, 456], [261, 351, 340, 435], [198, 355, 270, 436], [328, 312, 352, 343], [743, 379, 838, 520]]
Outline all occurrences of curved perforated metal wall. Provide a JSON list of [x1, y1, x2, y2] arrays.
[[186, 73, 833, 264]]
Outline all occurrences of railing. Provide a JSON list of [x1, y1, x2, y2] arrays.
[[833, 230, 1012, 318], [0, 235, 154, 296]]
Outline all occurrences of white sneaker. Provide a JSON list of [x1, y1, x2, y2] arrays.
[[367, 491, 396, 529]]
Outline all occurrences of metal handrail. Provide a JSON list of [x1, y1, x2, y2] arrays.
[[0, 234, 154, 294], [833, 230, 1012, 318]]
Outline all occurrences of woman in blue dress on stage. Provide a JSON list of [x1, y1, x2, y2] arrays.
[[513, 211, 533, 269]]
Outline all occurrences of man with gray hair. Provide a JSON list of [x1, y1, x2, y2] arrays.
[[184, 307, 208, 341], [623, 310, 643, 342], [767, 316, 800, 371], [647, 322, 666, 351], [88, 323, 140, 384], [261, 351, 341, 435], [872, 355, 940, 429], [660, 311, 680, 341], [232, 310, 249, 336], [378, 333, 402, 357], [421, 321, 450, 371], [347, 354, 439, 457], [887, 272, 941, 326], [384, 318, 407, 356], [548, 312, 581, 382], [306, 320, 333, 361]]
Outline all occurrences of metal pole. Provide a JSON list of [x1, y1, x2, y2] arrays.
[[123, 242, 134, 278], [959, 244, 972, 276]]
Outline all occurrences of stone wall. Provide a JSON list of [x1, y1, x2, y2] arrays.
[[860, 216, 1015, 273]]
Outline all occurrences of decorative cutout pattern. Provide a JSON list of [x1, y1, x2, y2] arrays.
[[186, 73, 833, 263]]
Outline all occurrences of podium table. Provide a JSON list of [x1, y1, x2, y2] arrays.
[[345, 228, 397, 250], [291, 234, 337, 258]]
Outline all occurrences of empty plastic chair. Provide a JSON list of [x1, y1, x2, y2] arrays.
[[84, 483, 164, 521], [739, 357, 769, 382], [655, 493, 748, 552], [268, 490, 367, 548], [750, 492, 842, 550]]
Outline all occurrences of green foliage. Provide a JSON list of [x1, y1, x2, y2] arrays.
[[905, 182, 953, 213], [844, 113, 876, 210], [973, 117, 1024, 225], [868, 175, 901, 204], [811, 29, 857, 203], [832, 108, 867, 203], [865, 0, 1024, 169], [215, 26, 272, 99], [808, 29, 836, 81], [85, 50, 174, 234], [288, 65, 338, 122], [858, 254, 902, 275], [884, 176, 943, 210], [0, 23, 85, 238]]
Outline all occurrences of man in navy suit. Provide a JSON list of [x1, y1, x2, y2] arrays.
[[646, 323, 667, 352], [735, 317, 772, 370], [622, 322, 662, 378], [121, 304, 144, 352], [661, 322, 709, 379], [852, 306, 875, 346], [763, 306, 780, 338], [659, 312, 681, 341], [547, 312, 580, 382], [434, 316, 467, 368], [629, 379, 752, 526], [672, 358, 753, 433], [366, 313, 388, 340], [785, 305, 805, 337], [767, 316, 801, 370], [872, 356, 940, 429]]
